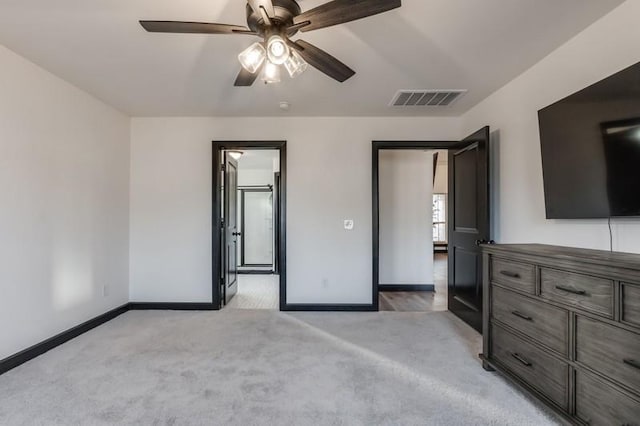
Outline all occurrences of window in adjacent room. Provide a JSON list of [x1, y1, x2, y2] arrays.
[[432, 194, 447, 243]]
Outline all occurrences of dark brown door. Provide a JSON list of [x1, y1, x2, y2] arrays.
[[223, 153, 239, 304], [448, 127, 490, 333]]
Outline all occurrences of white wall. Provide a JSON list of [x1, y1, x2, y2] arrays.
[[379, 150, 434, 285], [433, 152, 448, 195], [460, 0, 640, 253], [130, 117, 459, 304], [237, 169, 274, 187], [237, 150, 279, 186], [0, 46, 130, 359]]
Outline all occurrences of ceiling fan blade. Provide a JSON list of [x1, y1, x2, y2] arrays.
[[293, 0, 401, 32], [139, 21, 256, 35], [248, 0, 275, 18], [289, 40, 355, 83], [234, 64, 264, 87]]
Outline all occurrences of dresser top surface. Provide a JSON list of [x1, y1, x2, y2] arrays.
[[482, 243, 640, 271]]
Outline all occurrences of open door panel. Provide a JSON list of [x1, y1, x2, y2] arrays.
[[223, 152, 239, 305], [447, 127, 491, 333]]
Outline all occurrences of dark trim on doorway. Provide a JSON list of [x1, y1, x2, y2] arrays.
[[212, 141, 287, 310], [0, 303, 129, 376], [372, 140, 459, 311], [274, 172, 281, 274], [379, 284, 435, 292]]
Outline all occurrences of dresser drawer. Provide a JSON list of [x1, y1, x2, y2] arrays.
[[492, 324, 568, 409], [576, 370, 640, 426], [623, 283, 640, 329], [491, 286, 568, 355], [576, 315, 640, 392], [540, 268, 614, 318], [491, 257, 536, 294]]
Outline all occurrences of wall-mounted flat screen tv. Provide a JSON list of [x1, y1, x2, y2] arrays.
[[538, 61, 640, 219]]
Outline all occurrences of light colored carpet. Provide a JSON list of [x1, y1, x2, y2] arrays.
[[0, 310, 560, 425]]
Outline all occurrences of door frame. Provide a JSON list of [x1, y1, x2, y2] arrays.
[[273, 172, 281, 275], [239, 187, 274, 268], [212, 141, 286, 310], [371, 141, 459, 310]]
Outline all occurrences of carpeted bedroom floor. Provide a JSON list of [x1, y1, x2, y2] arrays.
[[0, 310, 560, 425]]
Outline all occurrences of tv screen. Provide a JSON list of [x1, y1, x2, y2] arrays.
[[538, 61, 640, 219]]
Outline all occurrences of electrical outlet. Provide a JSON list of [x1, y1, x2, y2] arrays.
[[322, 278, 329, 289], [102, 284, 109, 297]]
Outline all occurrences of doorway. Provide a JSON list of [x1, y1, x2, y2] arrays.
[[212, 141, 286, 311], [432, 150, 449, 311], [372, 128, 491, 332]]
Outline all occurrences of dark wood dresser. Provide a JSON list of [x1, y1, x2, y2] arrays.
[[481, 244, 640, 425]]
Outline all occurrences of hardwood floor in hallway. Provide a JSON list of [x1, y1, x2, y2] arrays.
[[379, 253, 448, 312]]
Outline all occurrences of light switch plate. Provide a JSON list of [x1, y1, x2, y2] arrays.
[[344, 219, 354, 230]]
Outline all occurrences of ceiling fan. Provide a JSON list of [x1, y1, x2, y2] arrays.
[[140, 0, 401, 86]]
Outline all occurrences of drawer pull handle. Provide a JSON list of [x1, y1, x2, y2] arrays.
[[555, 285, 586, 295], [500, 270, 521, 279], [511, 352, 532, 367], [623, 359, 640, 370], [511, 311, 533, 321]]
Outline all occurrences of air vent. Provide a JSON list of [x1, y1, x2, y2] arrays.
[[390, 90, 467, 107]]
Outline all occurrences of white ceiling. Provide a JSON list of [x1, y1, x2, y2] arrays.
[[0, 0, 623, 117]]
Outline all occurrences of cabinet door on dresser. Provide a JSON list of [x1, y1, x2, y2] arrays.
[[491, 286, 569, 356], [491, 257, 536, 294], [491, 324, 569, 410], [539, 268, 614, 318], [622, 283, 640, 328], [575, 371, 640, 426], [575, 316, 640, 393]]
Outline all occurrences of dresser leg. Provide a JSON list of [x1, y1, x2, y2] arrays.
[[482, 360, 495, 372]]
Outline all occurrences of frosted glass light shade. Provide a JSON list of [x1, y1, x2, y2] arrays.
[[238, 42, 266, 74], [266, 35, 290, 65], [284, 50, 308, 78], [261, 62, 281, 84]]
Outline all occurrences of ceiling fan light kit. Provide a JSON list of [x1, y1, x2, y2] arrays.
[[262, 61, 282, 84], [238, 42, 266, 74], [140, 0, 402, 87], [284, 50, 308, 78], [266, 35, 290, 65]]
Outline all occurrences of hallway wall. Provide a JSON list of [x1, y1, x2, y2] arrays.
[[378, 150, 434, 286]]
